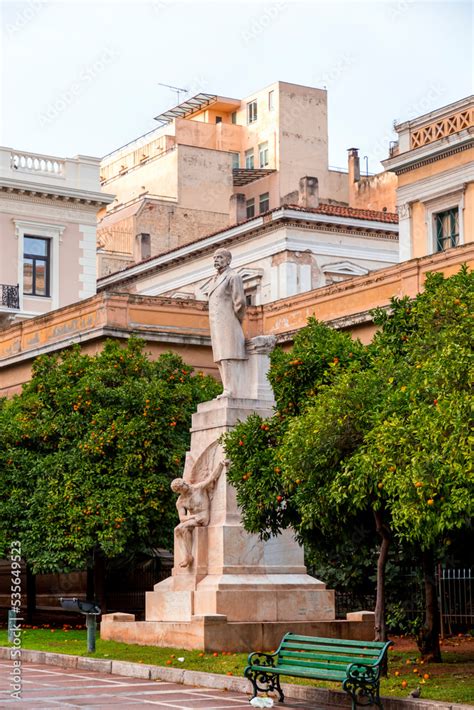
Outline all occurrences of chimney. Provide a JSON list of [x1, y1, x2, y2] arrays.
[[348, 147, 360, 183], [229, 193, 247, 224], [298, 176, 319, 209]]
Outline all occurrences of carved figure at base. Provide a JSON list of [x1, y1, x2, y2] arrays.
[[208, 249, 247, 399], [171, 459, 227, 568]]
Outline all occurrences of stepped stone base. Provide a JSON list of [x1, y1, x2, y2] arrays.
[[102, 389, 376, 652], [100, 611, 375, 652], [146, 572, 334, 623]]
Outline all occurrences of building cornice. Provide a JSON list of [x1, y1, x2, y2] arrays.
[[0, 177, 114, 207], [97, 208, 398, 290], [382, 130, 473, 175], [0, 325, 211, 369], [395, 161, 473, 205]]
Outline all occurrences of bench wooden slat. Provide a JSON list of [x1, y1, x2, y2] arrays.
[[250, 663, 345, 681], [281, 642, 380, 657], [278, 658, 348, 671], [280, 650, 377, 665], [283, 634, 386, 649]]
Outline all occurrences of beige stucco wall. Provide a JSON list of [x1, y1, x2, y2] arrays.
[[0, 196, 99, 316], [177, 144, 233, 212], [103, 149, 179, 206], [175, 118, 242, 153], [396, 147, 473, 189], [410, 201, 427, 259], [349, 171, 397, 212], [239, 173, 280, 212], [278, 83, 328, 200], [464, 182, 474, 243], [0, 212, 17, 286], [325, 170, 350, 204]]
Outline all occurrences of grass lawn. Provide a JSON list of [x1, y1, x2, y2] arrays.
[[1, 627, 473, 704]]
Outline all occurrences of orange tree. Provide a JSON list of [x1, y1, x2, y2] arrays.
[[0, 338, 220, 608], [348, 267, 473, 660], [224, 267, 473, 658]]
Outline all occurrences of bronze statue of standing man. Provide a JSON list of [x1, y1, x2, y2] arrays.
[[207, 249, 247, 398]]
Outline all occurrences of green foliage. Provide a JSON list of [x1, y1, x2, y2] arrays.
[[224, 319, 365, 539], [268, 317, 366, 415], [224, 266, 473, 609], [351, 267, 473, 549], [385, 601, 422, 635], [0, 339, 220, 572]]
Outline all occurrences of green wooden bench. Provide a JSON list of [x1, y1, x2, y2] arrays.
[[244, 632, 393, 709]]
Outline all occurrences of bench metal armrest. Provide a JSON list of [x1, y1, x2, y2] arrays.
[[346, 640, 393, 678], [246, 651, 278, 668], [345, 661, 381, 684]]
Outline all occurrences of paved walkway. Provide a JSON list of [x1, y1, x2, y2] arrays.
[[0, 661, 317, 709]]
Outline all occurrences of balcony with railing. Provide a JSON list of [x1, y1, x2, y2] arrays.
[[0, 284, 20, 326], [0, 147, 103, 195], [1, 284, 19, 310]]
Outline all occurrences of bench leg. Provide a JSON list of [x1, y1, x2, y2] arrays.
[[244, 668, 285, 703], [343, 678, 382, 710]]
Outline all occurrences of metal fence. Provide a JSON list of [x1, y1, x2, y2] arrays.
[[334, 567, 473, 634], [438, 567, 473, 636]]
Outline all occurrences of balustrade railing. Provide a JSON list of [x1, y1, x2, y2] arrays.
[[1, 284, 20, 310], [10, 151, 64, 176]]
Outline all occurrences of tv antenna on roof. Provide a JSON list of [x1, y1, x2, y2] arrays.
[[157, 83, 188, 104]]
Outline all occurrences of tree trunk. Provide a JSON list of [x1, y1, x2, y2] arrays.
[[93, 548, 107, 614], [373, 509, 390, 642], [25, 565, 36, 625], [86, 548, 107, 614], [417, 549, 442, 662]]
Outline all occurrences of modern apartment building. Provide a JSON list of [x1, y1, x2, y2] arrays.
[[97, 81, 349, 276], [0, 147, 113, 326]]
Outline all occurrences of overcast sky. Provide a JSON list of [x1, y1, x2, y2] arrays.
[[1, 0, 472, 172]]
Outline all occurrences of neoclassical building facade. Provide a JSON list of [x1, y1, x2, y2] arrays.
[[0, 146, 113, 327]]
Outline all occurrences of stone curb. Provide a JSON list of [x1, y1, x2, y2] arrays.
[[0, 648, 471, 710]]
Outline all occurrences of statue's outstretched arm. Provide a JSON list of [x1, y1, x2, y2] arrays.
[[196, 460, 226, 490]]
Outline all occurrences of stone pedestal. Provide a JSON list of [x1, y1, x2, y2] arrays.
[[102, 339, 375, 650], [144, 396, 334, 627]]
